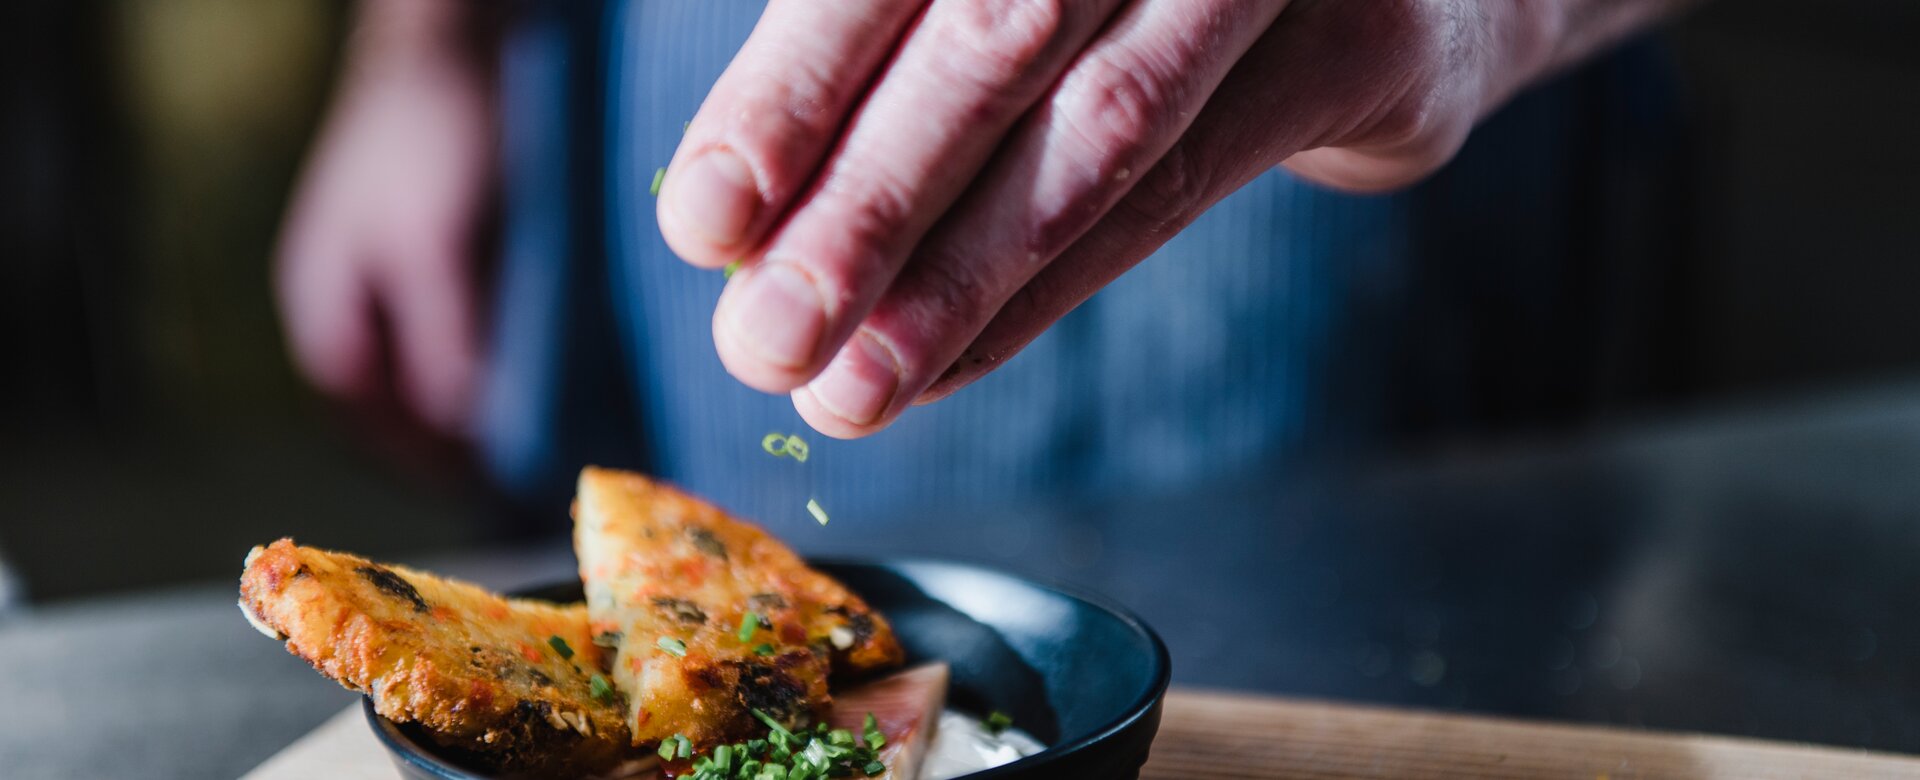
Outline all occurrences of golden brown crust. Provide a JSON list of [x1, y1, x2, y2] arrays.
[[238, 539, 635, 775], [574, 467, 905, 747]]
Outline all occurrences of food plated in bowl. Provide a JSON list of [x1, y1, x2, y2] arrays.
[[240, 467, 1168, 779]]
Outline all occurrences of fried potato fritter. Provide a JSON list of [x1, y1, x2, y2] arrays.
[[238, 540, 635, 775], [574, 467, 905, 748]]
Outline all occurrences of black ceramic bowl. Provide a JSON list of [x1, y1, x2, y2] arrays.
[[368, 559, 1170, 780]]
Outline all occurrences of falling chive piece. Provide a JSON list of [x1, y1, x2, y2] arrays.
[[738, 611, 762, 643], [985, 710, 1014, 735], [723, 259, 742, 279], [650, 167, 667, 197], [547, 635, 574, 659], [761, 432, 810, 463], [806, 498, 829, 526], [657, 637, 688, 657]]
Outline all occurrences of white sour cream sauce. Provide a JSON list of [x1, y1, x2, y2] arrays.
[[923, 709, 1047, 780]]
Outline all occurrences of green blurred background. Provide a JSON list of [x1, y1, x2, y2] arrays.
[[1, 0, 487, 603], [3, 0, 1919, 603]]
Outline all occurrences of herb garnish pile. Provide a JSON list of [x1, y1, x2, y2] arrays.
[[660, 709, 890, 780]]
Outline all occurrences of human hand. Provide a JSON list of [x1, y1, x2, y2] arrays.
[[654, 0, 1694, 439], [276, 0, 497, 436]]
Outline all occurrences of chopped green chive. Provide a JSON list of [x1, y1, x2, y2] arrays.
[[547, 635, 574, 659], [650, 167, 667, 197], [751, 708, 798, 742], [657, 637, 688, 657], [588, 673, 615, 702], [985, 710, 1014, 735], [738, 611, 763, 643], [667, 709, 887, 777], [752, 643, 775, 656], [723, 259, 743, 279], [806, 498, 829, 526], [761, 433, 810, 462]]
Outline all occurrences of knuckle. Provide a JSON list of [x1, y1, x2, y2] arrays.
[[1055, 56, 1167, 163], [729, 61, 846, 160], [939, 0, 1069, 86], [805, 170, 919, 282], [1025, 56, 1176, 257], [838, 170, 918, 244]]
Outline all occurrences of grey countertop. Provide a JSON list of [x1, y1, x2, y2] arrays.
[[8, 385, 1920, 778]]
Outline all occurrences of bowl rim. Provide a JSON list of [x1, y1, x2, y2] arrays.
[[366, 556, 1173, 779]]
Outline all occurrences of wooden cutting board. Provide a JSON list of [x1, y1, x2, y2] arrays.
[[243, 689, 1920, 779]]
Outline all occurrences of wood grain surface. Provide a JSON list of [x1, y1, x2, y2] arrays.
[[1142, 690, 1920, 779], [247, 690, 1920, 780]]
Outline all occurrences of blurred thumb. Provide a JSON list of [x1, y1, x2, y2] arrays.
[[275, 233, 382, 404], [377, 240, 484, 438]]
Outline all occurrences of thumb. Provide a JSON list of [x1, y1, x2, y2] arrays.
[[376, 239, 484, 438], [276, 228, 383, 405]]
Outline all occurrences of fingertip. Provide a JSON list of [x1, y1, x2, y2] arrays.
[[711, 263, 833, 392], [712, 300, 818, 395], [401, 348, 480, 439], [280, 285, 379, 405], [792, 386, 886, 440], [658, 146, 765, 268], [803, 329, 902, 427]]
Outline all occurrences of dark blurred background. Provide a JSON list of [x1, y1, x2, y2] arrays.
[[3, 0, 1919, 604]]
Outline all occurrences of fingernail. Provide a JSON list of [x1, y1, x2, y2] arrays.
[[808, 331, 900, 426], [670, 148, 758, 246], [725, 263, 826, 370]]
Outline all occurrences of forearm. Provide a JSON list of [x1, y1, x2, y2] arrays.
[[1466, 0, 1700, 123]]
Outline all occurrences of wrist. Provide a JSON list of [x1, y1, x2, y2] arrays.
[[348, 0, 499, 75], [1465, 0, 1569, 116]]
